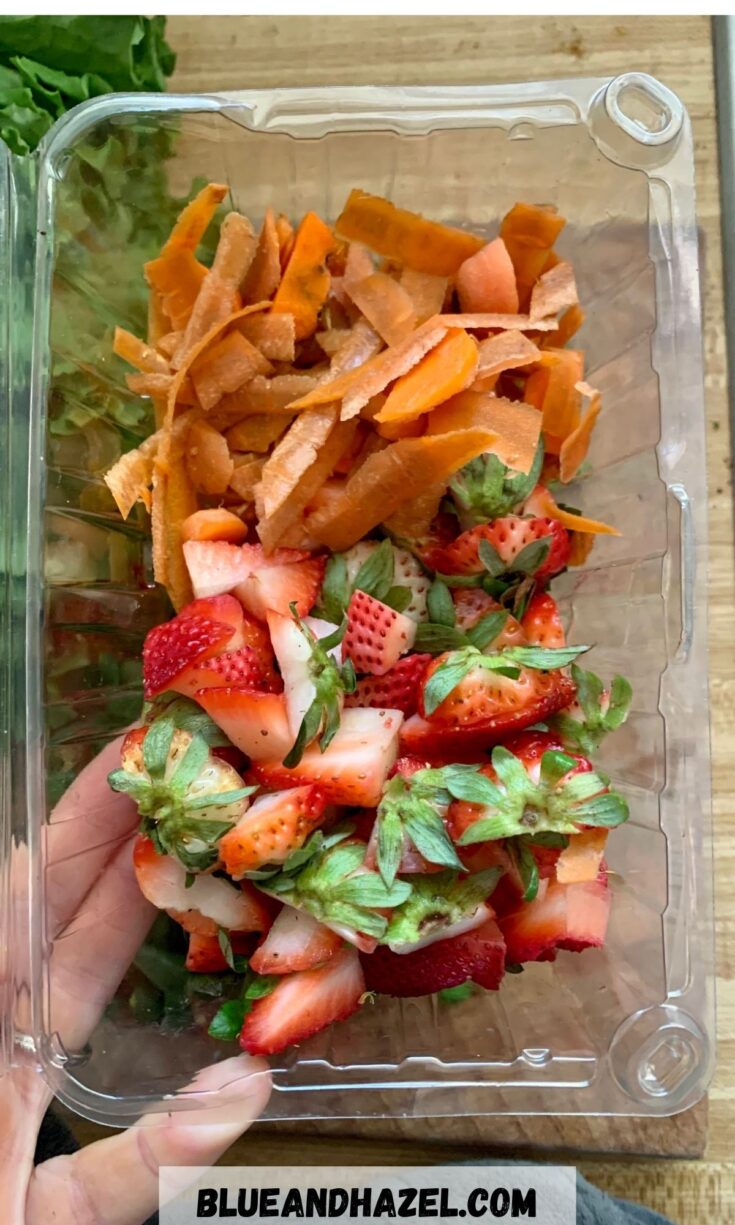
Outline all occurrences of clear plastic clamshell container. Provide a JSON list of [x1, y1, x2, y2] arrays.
[[1, 75, 715, 1127]]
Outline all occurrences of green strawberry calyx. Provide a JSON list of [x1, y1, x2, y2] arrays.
[[384, 868, 501, 950], [283, 608, 357, 768], [449, 437, 544, 526], [457, 744, 629, 846], [551, 664, 633, 755], [263, 831, 412, 940], [108, 717, 255, 871]]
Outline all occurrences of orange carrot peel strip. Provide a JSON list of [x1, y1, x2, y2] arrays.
[[162, 182, 228, 254], [336, 188, 484, 277], [287, 319, 448, 418], [500, 202, 566, 311], [144, 251, 208, 333], [524, 348, 584, 448], [113, 327, 169, 375], [256, 409, 359, 553], [242, 207, 282, 304], [376, 329, 478, 424], [345, 270, 417, 347], [399, 267, 448, 323], [190, 330, 273, 413], [226, 413, 294, 454], [527, 484, 620, 536], [151, 413, 200, 610], [559, 384, 602, 483], [144, 183, 228, 334], [530, 260, 578, 321], [163, 301, 270, 428], [173, 212, 258, 367], [104, 433, 159, 519], [425, 391, 541, 477], [185, 419, 234, 495], [475, 329, 541, 379], [305, 427, 505, 552], [271, 211, 336, 341], [542, 304, 585, 349], [433, 312, 557, 332]]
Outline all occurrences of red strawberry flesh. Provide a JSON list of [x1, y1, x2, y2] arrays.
[[143, 614, 234, 699], [362, 918, 506, 996]]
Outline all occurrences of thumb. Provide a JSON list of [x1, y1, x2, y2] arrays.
[[26, 1054, 271, 1225]]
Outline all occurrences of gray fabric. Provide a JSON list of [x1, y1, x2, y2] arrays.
[[577, 1171, 673, 1225]]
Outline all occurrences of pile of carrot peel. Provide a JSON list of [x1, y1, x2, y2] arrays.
[[105, 183, 614, 610]]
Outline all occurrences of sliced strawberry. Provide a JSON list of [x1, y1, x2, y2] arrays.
[[178, 594, 247, 644], [234, 545, 324, 621], [132, 835, 271, 935], [557, 876, 611, 951], [267, 610, 318, 736], [183, 540, 255, 600], [239, 945, 365, 1055], [521, 590, 566, 648], [196, 686, 293, 762], [345, 540, 430, 622], [210, 744, 247, 771], [498, 877, 610, 962], [362, 918, 506, 996], [419, 657, 577, 733], [364, 819, 441, 876], [182, 599, 280, 688], [250, 707, 403, 807], [436, 516, 570, 581], [218, 785, 328, 877], [401, 670, 576, 758], [345, 652, 431, 715], [343, 589, 417, 676], [143, 614, 234, 699], [250, 905, 343, 975], [390, 754, 434, 779], [502, 728, 591, 783], [399, 714, 492, 762], [238, 610, 280, 682], [186, 930, 256, 973], [452, 589, 526, 646], [404, 510, 457, 572], [172, 645, 273, 698]]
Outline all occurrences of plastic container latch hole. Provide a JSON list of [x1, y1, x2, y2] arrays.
[[605, 73, 683, 147], [638, 1035, 697, 1098], [610, 1005, 710, 1109]]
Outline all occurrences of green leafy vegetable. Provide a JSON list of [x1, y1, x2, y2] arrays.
[[438, 982, 475, 1004], [208, 999, 247, 1042]]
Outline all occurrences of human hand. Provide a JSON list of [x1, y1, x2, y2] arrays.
[[1, 737, 271, 1225]]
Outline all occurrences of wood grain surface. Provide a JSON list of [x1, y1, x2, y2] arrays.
[[70, 13, 735, 1222]]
